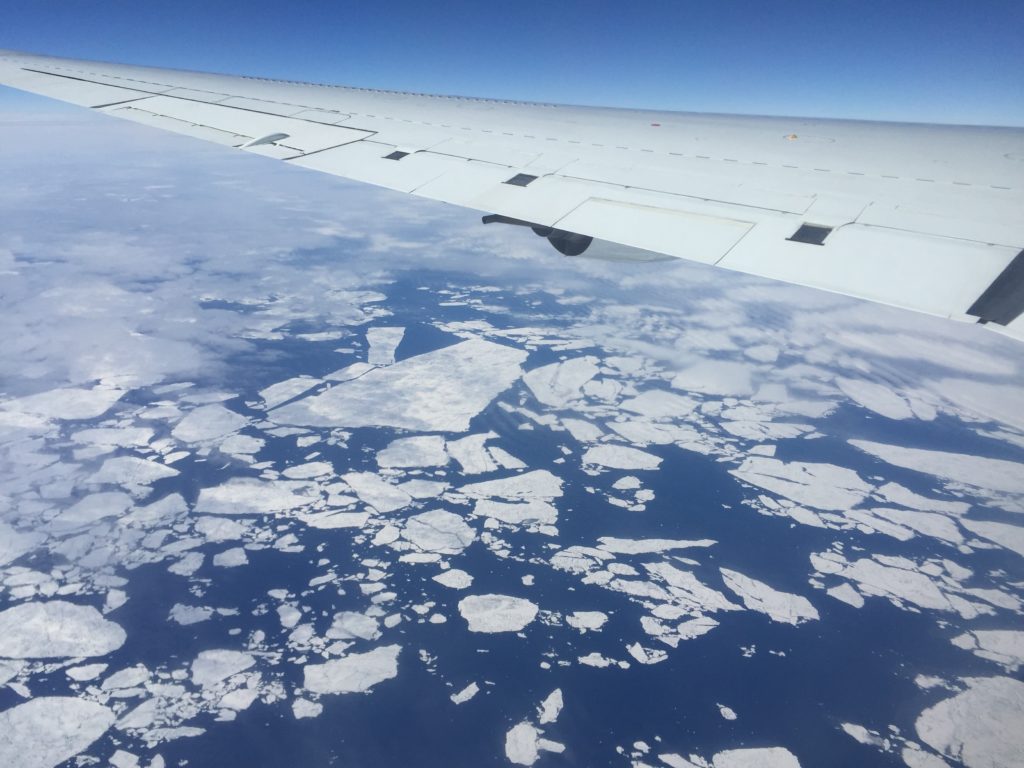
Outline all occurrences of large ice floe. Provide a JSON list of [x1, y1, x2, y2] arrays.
[[914, 677, 1024, 768], [271, 338, 527, 431], [458, 594, 539, 633], [303, 645, 401, 694], [0, 697, 115, 768], [0, 601, 125, 658]]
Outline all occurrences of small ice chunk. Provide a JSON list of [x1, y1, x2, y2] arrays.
[[327, 612, 381, 642], [292, 699, 323, 719], [718, 704, 738, 720], [599, 537, 715, 554], [303, 644, 400, 694], [458, 594, 538, 633], [566, 611, 608, 633], [433, 569, 474, 590], [472, 498, 557, 526], [450, 682, 479, 704], [537, 689, 563, 724], [170, 604, 214, 626], [213, 548, 249, 568], [66, 664, 107, 682]]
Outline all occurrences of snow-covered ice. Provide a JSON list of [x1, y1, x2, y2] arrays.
[[303, 644, 400, 694], [0, 601, 126, 658], [720, 569, 819, 625], [272, 338, 527, 432], [582, 444, 662, 470], [190, 650, 256, 688], [915, 676, 1024, 768], [402, 510, 475, 555], [0, 697, 115, 768], [458, 594, 539, 633]]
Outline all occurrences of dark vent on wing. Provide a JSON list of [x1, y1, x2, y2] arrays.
[[504, 173, 538, 187], [384, 150, 409, 160], [788, 224, 833, 245]]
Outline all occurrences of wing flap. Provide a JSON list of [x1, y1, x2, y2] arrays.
[[719, 222, 1018, 318]]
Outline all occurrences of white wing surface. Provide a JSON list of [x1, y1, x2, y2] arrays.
[[2, 49, 1022, 338]]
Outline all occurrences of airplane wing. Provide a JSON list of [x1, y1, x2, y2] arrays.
[[2, 49, 1022, 339]]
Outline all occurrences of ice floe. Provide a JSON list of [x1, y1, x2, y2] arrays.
[[730, 457, 873, 511], [377, 435, 448, 468], [567, 611, 608, 632], [523, 356, 599, 407], [836, 378, 914, 420], [952, 630, 1024, 671], [711, 747, 801, 767], [402, 510, 475, 554], [850, 440, 1024, 495], [272, 338, 527, 432], [433, 569, 474, 589], [190, 650, 255, 688], [366, 326, 405, 365], [915, 676, 1024, 768], [171, 404, 248, 443], [505, 721, 565, 766], [720, 569, 819, 625], [303, 644, 400, 694], [195, 478, 319, 515], [458, 594, 539, 633], [342, 472, 413, 513], [2, 385, 124, 421], [450, 681, 479, 704], [0, 601, 126, 658], [0, 697, 115, 768], [582, 444, 661, 470]]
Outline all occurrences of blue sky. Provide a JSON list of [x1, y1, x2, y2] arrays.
[[2, 0, 1023, 125]]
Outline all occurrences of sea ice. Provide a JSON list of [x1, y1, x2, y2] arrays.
[[460, 470, 563, 501], [212, 548, 248, 568], [472, 498, 558, 526], [190, 650, 256, 688], [0, 697, 115, 768], [272, 338, 527, 432], [720, 569, 819, 625], [292, 699, 322, 719], [450, 681, 479, 704], [0, 601, 126, 658], [433, 569, 474, 589], [171, 404, 248, 443], [523, 356, 599, 407], [0, 522, 43, 566], [567, 611, 608, 632], [960, 519, 1024, 559], [458, 594, 539, 633], [672, 361, 754, 396], [599, 537, 715, 554], [537, 688, 563, 723], [342, 472, 413, 513], [711, 747, 801, 768], [951, 630, 1024, 671], [366, 326, 405, 365], [2, 385, 124, 421], [850, 440, 1024, 495], [582, 444, 661, 470], [377, 435, 448, 468], [915, 676, 1024, 768], [730, 457, 872, 511], [260, 377, 321, 409], [195, 478, 319, 515], [303, 644, 400, 694], [835, 378, 914, 420], [402, 510, 475, 554]]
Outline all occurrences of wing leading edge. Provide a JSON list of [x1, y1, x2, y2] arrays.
[[2, 49, 1023, 339]]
